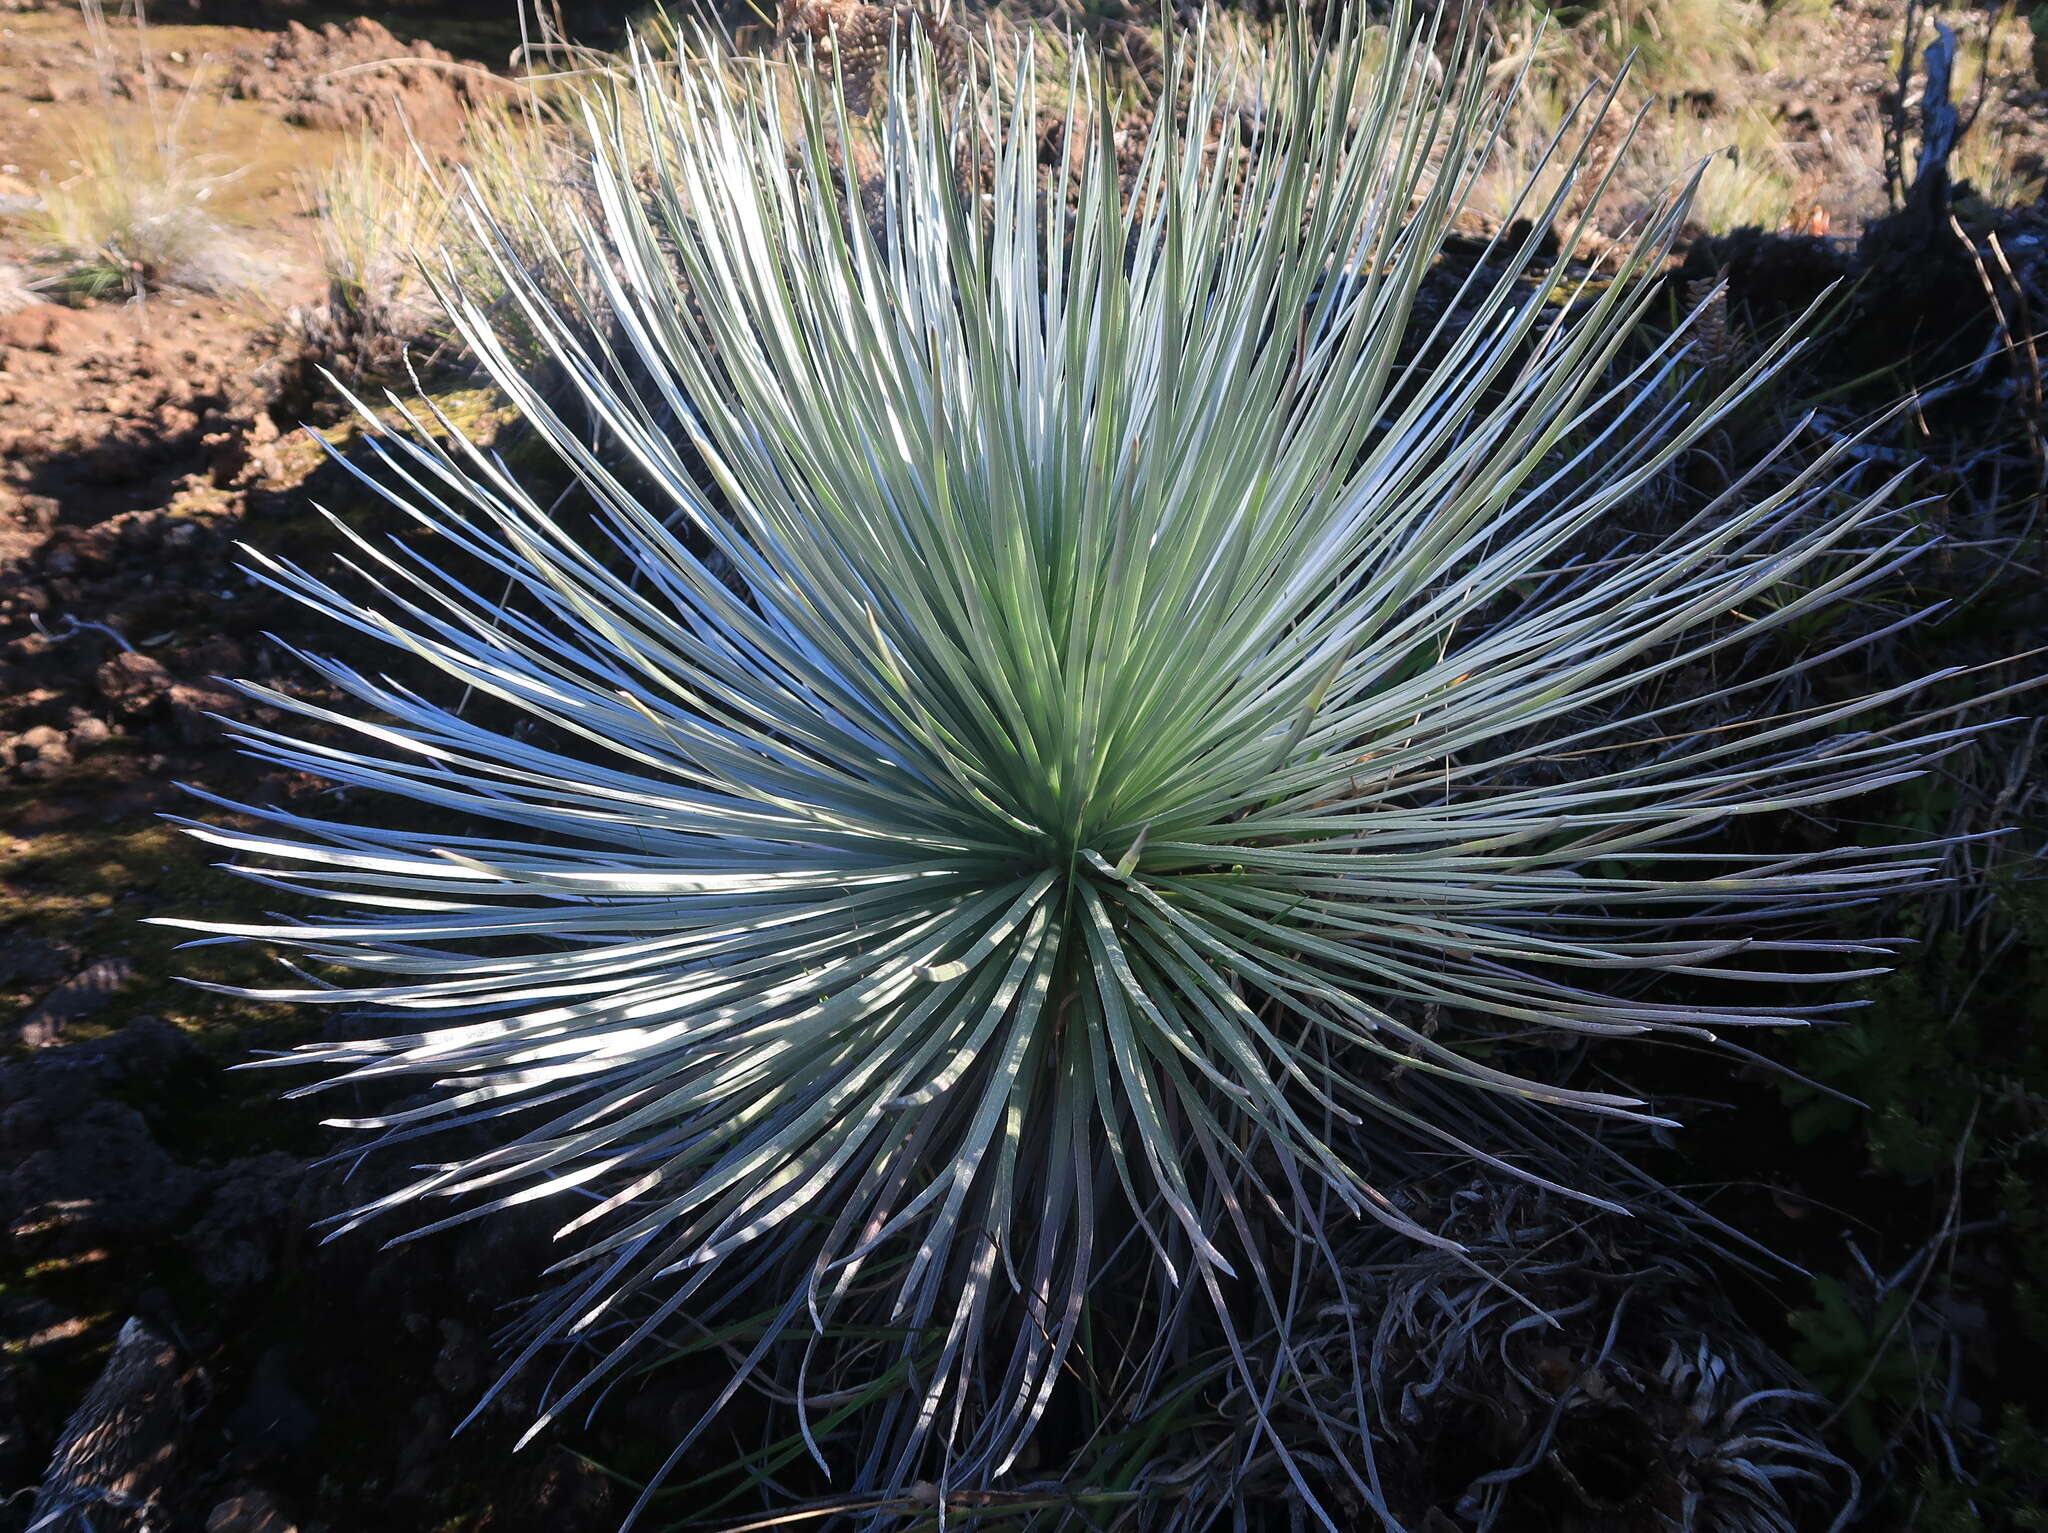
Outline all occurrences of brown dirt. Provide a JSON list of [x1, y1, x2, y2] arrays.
[[221, 15, 515, 144], [0, 12, 608, 1527], [0, 5, 518, 287], [0, 295, 311, 791]]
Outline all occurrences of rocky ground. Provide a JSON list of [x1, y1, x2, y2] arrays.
[[0, 11, 671, 1530], [0, 228, 620, 1533]]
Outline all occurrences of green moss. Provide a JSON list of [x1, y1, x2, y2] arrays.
[[1770, 868, 2048, 1522], [0, 794, 294, 1044]]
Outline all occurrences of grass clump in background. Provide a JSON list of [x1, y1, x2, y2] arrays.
[[12, 0, 263, 300], [304, 99, 594, 373], [28, 114, 256, 300]]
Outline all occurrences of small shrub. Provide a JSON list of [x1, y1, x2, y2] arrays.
[[171, 4, 1979, 1517]]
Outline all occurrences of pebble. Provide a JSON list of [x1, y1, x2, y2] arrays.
[[207, 1489, 299, 1533]]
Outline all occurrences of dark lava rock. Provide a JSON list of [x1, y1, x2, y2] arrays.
[[0, 927, 76, 988], [185, 1152, 309, 1296], [94, 651, 175, 714], [17, 957, 135, 1047], [0, 1018, 206, 1252], [227, 1347, 319, 1463], [206, 1487, 299, 1533]]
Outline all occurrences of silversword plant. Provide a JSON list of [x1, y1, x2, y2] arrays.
[[169, 6, 1976, 1518]]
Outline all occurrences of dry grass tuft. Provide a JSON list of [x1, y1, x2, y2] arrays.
[[302, 99, 602, 377], [17, 0, 265, 300], [26, 110, 260, 299], [1646, 106, 1804, 235], [1465, 0, 2044, 242], [1954, 117, 2047, 210], [305, 131, 453, 368]]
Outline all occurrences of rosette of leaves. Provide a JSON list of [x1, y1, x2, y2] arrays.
[[167, 4, 1977, 1519]]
